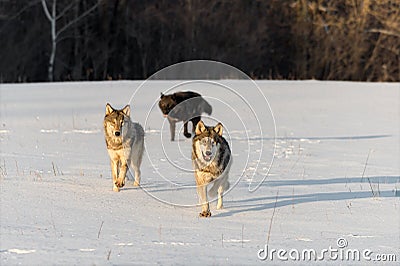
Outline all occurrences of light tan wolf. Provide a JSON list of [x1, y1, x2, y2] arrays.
[[103, 103, 144, 192], [192, 121, 231, 217]]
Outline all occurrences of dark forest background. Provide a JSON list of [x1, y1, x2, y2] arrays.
[[0, 0, 399, 82]]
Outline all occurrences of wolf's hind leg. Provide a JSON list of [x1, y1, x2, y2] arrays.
[[131, 141, 144, 187], [131, 163, 141, 187], [168, 118, 176, 141], [216, 177, 229, 209], [216, 184, 224, 210]]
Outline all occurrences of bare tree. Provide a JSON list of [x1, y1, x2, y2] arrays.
[[1, 0, 398, 82], [41, 0, 98, 81]]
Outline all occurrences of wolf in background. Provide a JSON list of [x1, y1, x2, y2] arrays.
[[192, 120, 231, 217], [158, 91, 212, 141], [103, 103, 144, 192]]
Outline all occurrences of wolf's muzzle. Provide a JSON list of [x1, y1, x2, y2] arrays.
[[202, 151, 213, 162], [114, 131, 121, 137]]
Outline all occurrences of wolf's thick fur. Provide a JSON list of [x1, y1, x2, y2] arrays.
[[158, 91, 212, 141], [103, 103, 144, 192], [192, 121, 231, 217]]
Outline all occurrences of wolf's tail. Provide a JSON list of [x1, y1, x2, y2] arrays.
[[203, 99, 212, 115]]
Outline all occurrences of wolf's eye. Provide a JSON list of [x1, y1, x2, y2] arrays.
[[201, 139, 208, 144]]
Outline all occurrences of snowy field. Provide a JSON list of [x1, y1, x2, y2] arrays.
[[0, 80, 399, 265]]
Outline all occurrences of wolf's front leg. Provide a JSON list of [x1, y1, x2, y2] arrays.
[[191, 117, 201, 134], [110, 159, 119, 192], [183, 121, 191, 138], [116, 157, 128, 189], [197, 184, 211, 217]]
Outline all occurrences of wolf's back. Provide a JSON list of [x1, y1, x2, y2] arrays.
[[130, 122, 144, 147]]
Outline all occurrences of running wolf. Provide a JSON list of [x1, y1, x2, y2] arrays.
[[103, 103, 144, 192], [192, 120, 231, 217], [158, 91, 212, 141]]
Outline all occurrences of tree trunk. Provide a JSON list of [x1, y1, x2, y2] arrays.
[[72, 0, 81, 80], [48, 0, 56, 82]]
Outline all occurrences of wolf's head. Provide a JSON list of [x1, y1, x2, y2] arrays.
[[158, 93, 177, 117], [104, 103, 130, 140], [193, 121, 224, 162]]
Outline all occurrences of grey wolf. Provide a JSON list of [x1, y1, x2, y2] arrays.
[[103, 103, 145, 192], [192, 120, 231, 217], [158, 91, 212, 141]]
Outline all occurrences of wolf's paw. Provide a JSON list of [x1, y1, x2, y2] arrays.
[[113, 186, 120, 192], [133, 181, 140, 187], [216, 204, 223, 210], [184, 132, 192, 138], [199, 211, 212, 218], [115, 178, 125, 188]]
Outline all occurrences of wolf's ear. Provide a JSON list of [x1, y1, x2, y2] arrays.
[[195, 121, 206, 135], [105, 103, 114, 115], [214, 123, 223, 136], [160, 92, 164, 98], [122, 105, 130, 117]]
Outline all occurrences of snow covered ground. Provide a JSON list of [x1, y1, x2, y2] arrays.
[[0, 80, 399, 265]]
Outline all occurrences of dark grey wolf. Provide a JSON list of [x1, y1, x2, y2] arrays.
[[103, 103, 145, 192], [192, 120, 231, 217], [158, 91, 212, 141]]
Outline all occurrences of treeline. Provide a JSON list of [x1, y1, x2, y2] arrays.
[[0, 0, 399, 82]]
